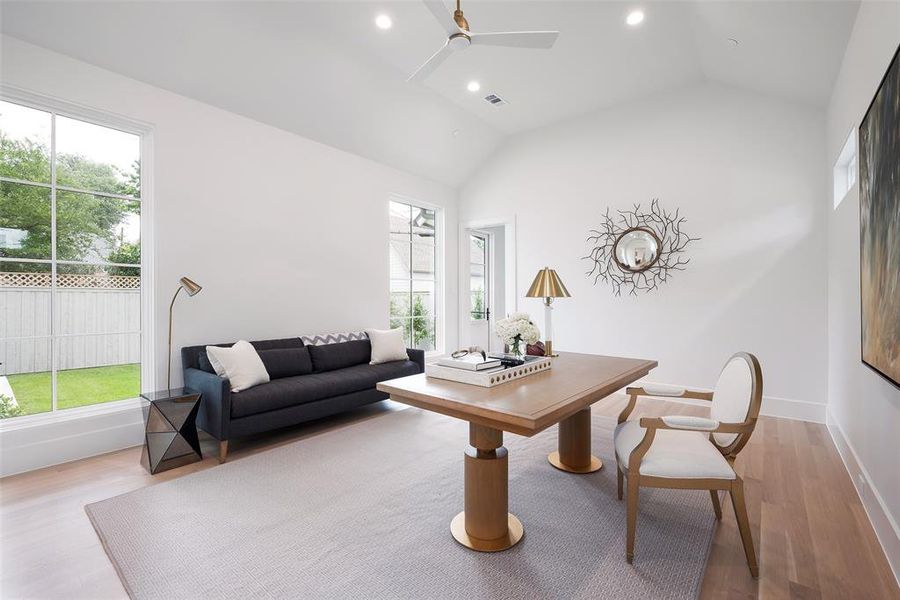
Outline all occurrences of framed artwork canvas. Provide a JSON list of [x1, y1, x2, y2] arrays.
[[859, 44, 900, 388]]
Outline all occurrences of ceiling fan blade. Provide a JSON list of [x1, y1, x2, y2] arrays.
[[469, 30, 559, 49], [407, 41, 454, 82], [422, 0, 460, 36]]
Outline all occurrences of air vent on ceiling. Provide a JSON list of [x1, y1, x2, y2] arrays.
[[483, 93, 508, 107]]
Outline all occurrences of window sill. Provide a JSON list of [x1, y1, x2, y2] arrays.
[[0, 396, 143, 432]]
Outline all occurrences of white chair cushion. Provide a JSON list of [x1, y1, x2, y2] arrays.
[[642, 383, 686, 397], [614, 420, 736, 480], [711, 356, 754, 446]]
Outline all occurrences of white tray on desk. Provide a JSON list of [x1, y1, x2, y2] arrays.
[[425, 356, 552, 387]]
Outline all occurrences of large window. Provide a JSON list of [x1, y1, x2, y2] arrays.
[[389, 199, 438, 351], [0, 98, 144, 420]]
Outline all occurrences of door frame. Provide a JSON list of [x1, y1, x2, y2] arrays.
[[457, 216, 517, 352]]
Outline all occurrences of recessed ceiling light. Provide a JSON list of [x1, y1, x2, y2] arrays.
[[467, 81, 481, 93], [626, 10, 644, 26], [375, 14, 392, 30]]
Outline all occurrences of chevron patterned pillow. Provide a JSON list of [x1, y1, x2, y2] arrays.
[[300, 331, 368, 346]]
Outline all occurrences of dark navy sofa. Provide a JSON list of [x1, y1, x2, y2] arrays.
[[182, 337, 424, 462]]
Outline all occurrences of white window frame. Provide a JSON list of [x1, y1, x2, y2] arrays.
[[0, 85, 155, 428], [833, 127, 857, 209], [388, 194, 444, 355]]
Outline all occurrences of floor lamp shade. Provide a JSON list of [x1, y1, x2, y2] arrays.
[[167, 277, 202, 390], [526, 268, 570, 357]]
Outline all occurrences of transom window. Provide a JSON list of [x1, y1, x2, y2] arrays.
[[389, 199, 438, 351], [0, 98, 144, 420]]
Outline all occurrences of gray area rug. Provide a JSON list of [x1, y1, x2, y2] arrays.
[[86, 409, 715, 599]]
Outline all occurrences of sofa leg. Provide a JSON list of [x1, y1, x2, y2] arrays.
[[218, 440, 229, 464]]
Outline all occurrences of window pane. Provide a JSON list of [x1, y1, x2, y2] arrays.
[[0, 337, 52, 418], [0, 181, 51, 260], [390, 279, 411, 318], [0, 101, 51, 184], [411, 244, 434, 280], [471, 291, 485, 320], [412, 206, 435, 245], [411, 280, 435, 321], [56, 191, 140, 263], [413, 317, 435, 351], [56, 333, 140, 410], [390, 241, 411, 280], [56, 266, 140, 335], [56, 115, 140, 197], [389, 201, 411, 242], [389, 318, 412, 347], [470, 235, 486, 265], [0, 262, 52, 338]]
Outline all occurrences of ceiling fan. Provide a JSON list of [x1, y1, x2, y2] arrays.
[[407, 0, 559, 82]]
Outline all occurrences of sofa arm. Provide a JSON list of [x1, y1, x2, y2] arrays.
[[184, 367, 231, 441], [407, 348, 425, 373]]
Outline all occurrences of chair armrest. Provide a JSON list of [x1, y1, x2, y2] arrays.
[[184, 367, 231, 441], [660, 415, 719, 430], [407, 348, 425, 373], [625, 384, 714, 401], [638, 416, 752, 434]]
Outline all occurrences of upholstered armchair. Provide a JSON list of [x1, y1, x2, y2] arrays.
[[614, 352, 763, 578]]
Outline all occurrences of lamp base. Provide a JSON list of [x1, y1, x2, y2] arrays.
[[545, 340, 558, 358]]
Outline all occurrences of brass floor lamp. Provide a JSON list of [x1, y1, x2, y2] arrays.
[[167, 277, 202, 390]]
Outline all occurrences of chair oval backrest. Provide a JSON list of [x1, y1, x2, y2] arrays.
[[710, 352, 763, 453]]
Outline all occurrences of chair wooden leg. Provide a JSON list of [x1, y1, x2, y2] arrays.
[[710, 489, 722, 520], [626, 477, 640, 563], [730, 477, 759, 578], [617, 466, 624, 501], [218, 440, 229, 464]]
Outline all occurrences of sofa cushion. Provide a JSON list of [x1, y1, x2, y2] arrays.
[[197, 351, 216, 374], [308, 339, 372, 373], [250, 337, 305, 351], [230, 359, 420, 418], [257, 347, 313, 379]]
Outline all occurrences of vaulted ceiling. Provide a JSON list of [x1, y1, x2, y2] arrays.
[[0, 1, 860, 187]]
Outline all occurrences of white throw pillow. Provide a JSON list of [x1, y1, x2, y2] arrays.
[[366, 328, 409, 364], [205, 341, 270, 392]]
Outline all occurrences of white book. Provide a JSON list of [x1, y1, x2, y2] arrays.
[[436, 356, 502, 371]]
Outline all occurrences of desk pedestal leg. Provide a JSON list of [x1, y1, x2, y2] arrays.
[[548, 407, 603, 473], [451, 424, 524, 552]]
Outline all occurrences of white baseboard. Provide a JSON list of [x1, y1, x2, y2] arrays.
[[0, 402, 144, 478], [826, 407, 900, 586], [632, 380, 826, 423]]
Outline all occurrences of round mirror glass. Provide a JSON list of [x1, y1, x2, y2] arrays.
[[613, 227, 660, 272]]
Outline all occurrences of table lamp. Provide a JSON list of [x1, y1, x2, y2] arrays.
[[525, 267, 570, 357], [167, 276, 202, 390]]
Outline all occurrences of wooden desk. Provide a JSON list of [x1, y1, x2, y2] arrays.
[[377, 352, 657, 552]]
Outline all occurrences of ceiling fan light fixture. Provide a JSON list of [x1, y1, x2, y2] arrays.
[[467, 80, 481, 92], [375, 14, 393, 30], [626, 10, 644, 26]]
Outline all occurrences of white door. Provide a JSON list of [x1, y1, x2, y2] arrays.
[[468, 232, 492, 351]]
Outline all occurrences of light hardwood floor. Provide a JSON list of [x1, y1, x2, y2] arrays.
[[1, 396, 897, 599]]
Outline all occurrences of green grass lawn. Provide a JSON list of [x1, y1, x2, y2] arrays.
[[5, 363, 141, 417]]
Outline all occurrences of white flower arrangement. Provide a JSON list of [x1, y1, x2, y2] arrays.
[[494, 312, 540, 354]]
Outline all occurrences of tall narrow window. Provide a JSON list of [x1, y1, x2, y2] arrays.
[[389, 199, 438, 351], [0, 99, 143, 419]]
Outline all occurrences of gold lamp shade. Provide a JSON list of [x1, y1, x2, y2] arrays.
[[526, 268, 571, 299], [179, 276, 202, 296]]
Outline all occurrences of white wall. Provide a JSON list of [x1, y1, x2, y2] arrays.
[[825, 1, 900, 580], [460, 82, 828, 421], [0, 35, 459, 475]]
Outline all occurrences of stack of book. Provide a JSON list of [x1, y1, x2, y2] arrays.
[[435, 354, 504, 373]]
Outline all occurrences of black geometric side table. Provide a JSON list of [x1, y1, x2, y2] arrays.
[[140, 388, 203, 474]]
